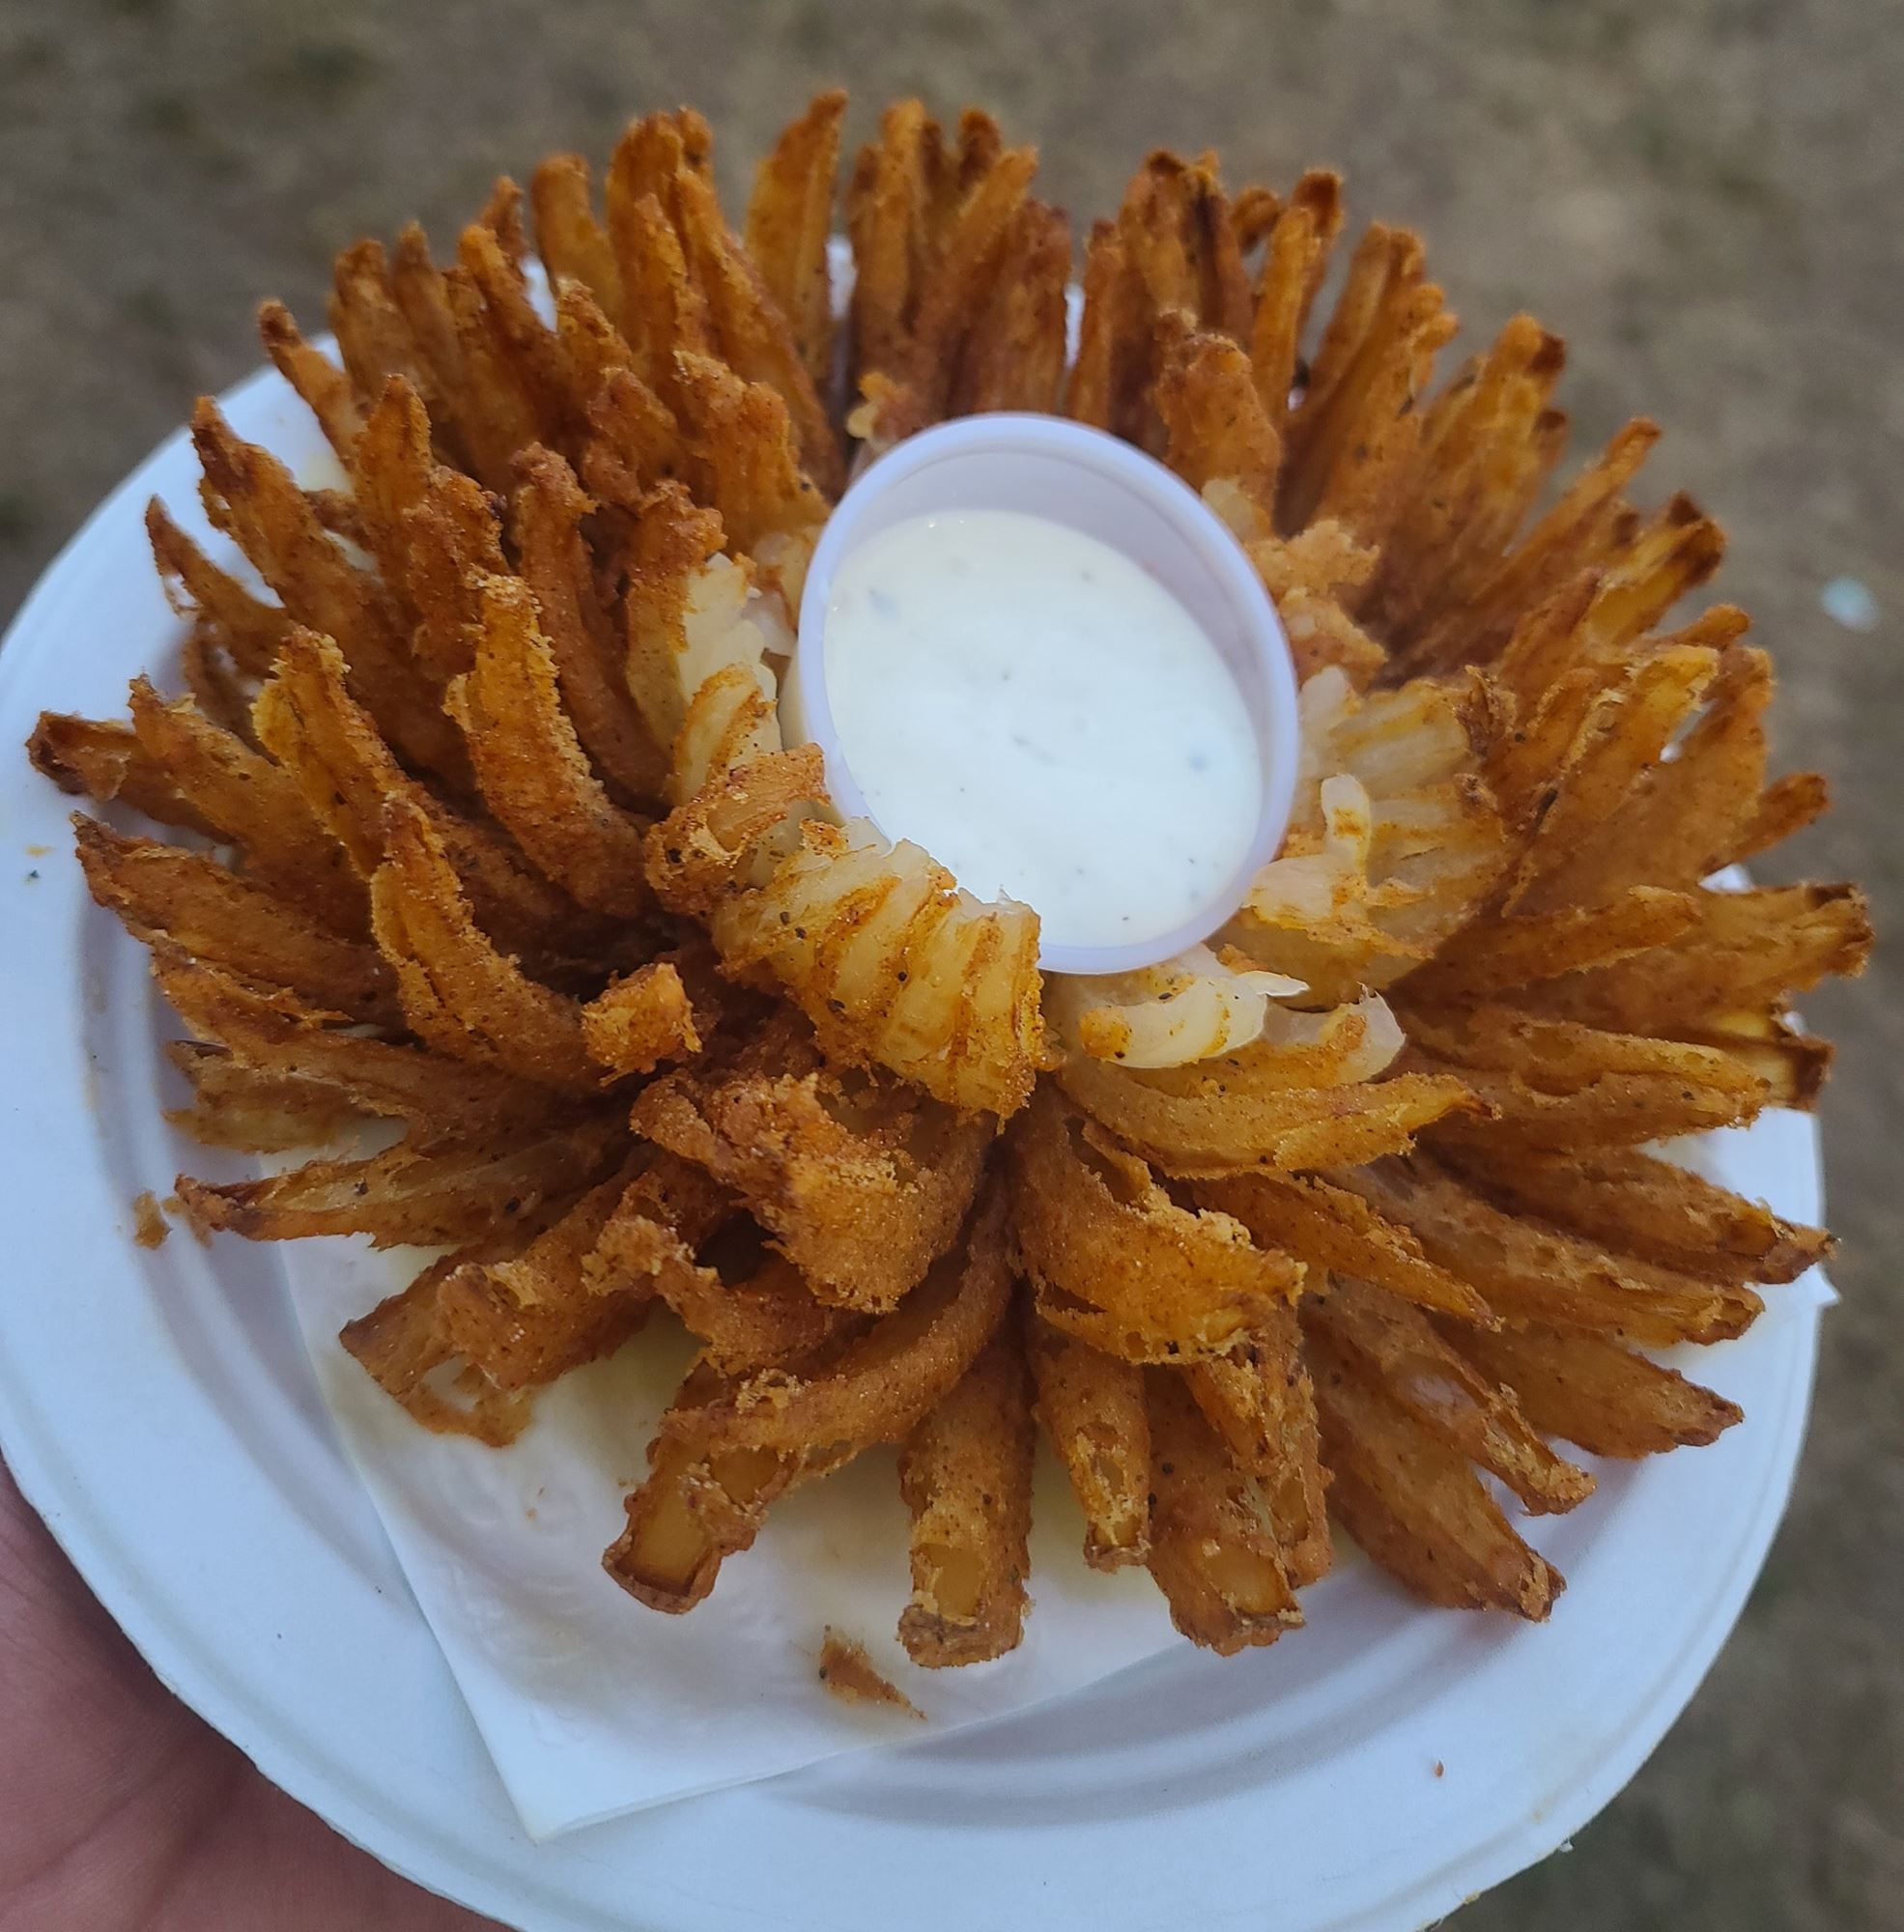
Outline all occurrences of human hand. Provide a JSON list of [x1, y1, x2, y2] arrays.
[[0, 1458, 497, 1932]]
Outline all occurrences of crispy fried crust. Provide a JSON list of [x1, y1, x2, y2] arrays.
[[1181, 1300, 1332, 1586], [1060, 1049, 1477, 1179], [163, 1041, 363, 1152], [1027, 1315, 1152, 1570], [897, 1321, 1035, 1665], [817, 1632, 924, 1718], [152, 943, 556, 1143], [509, 444, 668, 803], [605, 1362, 818, 1612], [1192, 1169, 1491, 1324], [259, 298, 363, 462], [630, 1226, 861, 1377], [177, 1113, 624, 1249], [1434, 1143, 1829, 1287], [1399, 1001, 1768, 1152], [74, 815, 395, 1025], [447, 572, 653, 918], [436, 1164, 654, 1390], [745, 90, 847, 387], [714, 817, 1045, 1120], [663, 1186, 1013, 1456], [531, 154, 622, 321], [146, 497, 294, 676], [256, 628, 609, 963], [1011, 1088, 1302, 1362], [1249, 170, 1342, 437], [582, 962, 699, 1077], [1335, 1155, 1764, 1348], [1146, 1369, 1302, 1653], [1310, 1322, 1562, 1619], [193, 400, 467, 784], [369, 795, 603, 1091], [125, 676, 367, 936], [1306, 1276, 1592, 1514], [631, 1057, 987, 1311], [29, 712, 219, 838], [1441, 1321, 1743, 1459], [949, 200, 1069, 416]]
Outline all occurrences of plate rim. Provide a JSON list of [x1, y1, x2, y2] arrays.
[[0, 359, 1828, 1932]]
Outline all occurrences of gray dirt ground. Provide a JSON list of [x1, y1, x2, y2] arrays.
[[1, 1, 1898, 1926]]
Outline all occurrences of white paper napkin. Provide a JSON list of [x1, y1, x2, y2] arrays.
[[285, 1240, 1182, 1839]]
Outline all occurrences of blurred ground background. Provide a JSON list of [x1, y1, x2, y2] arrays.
[[1, 0, 1898, 1925]]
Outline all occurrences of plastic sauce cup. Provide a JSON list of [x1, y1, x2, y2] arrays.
[[782, 413, 1299, 977]]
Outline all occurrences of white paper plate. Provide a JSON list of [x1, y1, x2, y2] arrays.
[[0, 355, 1827, 1932]]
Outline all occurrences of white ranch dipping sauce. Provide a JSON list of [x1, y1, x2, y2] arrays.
[[822, 508, 1263, 953]]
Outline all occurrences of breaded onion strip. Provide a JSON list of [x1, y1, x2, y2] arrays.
[[1060, 1047, 1475, 1179], [631, 1059, 988, 1311], [1146, 1370, 1301, 1654], [1310, 1324, 1562, 1620], [152, 943, 554, 1142], [191, 401, 465, 784], [447, 574, 652, 919], [28, 712, 219, 838], [177, 1113, 623, 1249], [898, 1322, 1034, 1666], [1192, 1169, 1492, 1324], [744, 88, 846, 386], [436, 1166, 654, 1391], [1011, 1089, 1300, 1362], [1442, 1322, 1743, 1460], [256, 629, 607, 960], [1306, 1277, 1593, 1515], [1434, 1143, 1828, 1288], [1182, 1301, 1332, 1586], [512, 444, 668, 802], [163, 1041, 363, 1153], [605, 1363, 829, 1614], [73, 816, 394, 1026], [663, 1186, 1013, 1455], [145, 497, 294, 677], [369, 796, 602, 1092], [1334, 1156, 1763, 1348], [125, 675, 365, 936], [1026, 1316, 1151, 1571]]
